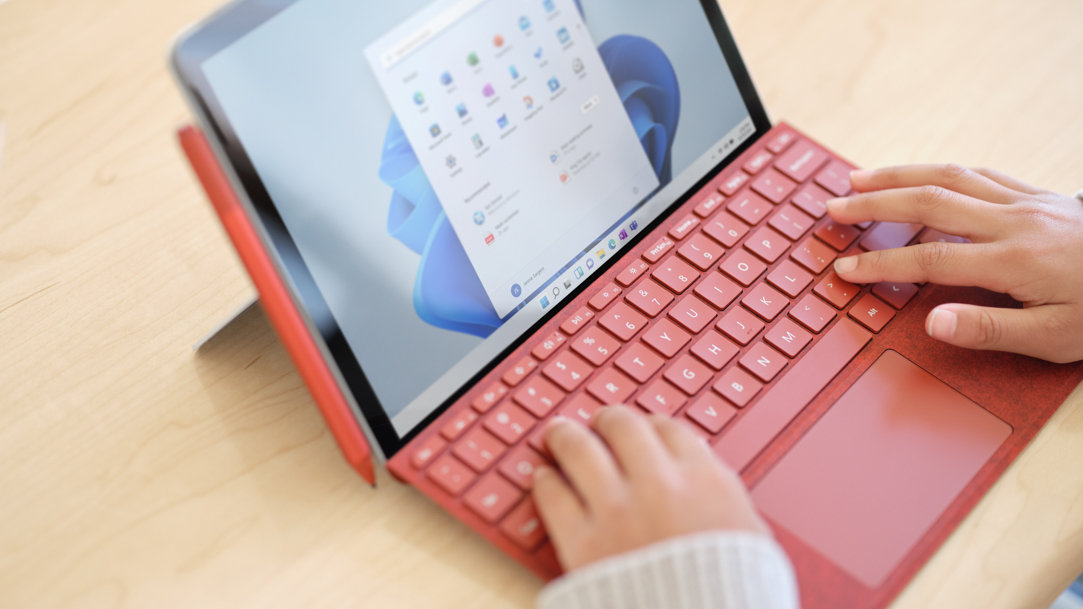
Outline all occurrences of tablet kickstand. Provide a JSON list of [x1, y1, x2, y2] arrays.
[[193, 296, 260, 352]]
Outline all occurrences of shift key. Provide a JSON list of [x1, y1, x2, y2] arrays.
[[860, 222, 923, 251], [713, 319, 871, 472]]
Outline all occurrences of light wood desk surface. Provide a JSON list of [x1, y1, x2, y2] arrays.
[[1, 0, 1081, 607]]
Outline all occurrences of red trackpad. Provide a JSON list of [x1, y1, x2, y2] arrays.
[[751, 350, 1011, 588]]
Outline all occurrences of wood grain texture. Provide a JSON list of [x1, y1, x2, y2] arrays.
[[0, 0, 1080, 608]]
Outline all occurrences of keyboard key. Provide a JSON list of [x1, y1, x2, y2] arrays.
[[860, 222, 922, 251], [814, 220, 862, 251], [717, 306, 765, 345], [718, 169, 751, 195], [542, 350, 593, 391], [571, 325, 621, 366], [790, 293, 838, 333], [703, 211, 749, 247], [791, 183, 832, 219], [499, 445, 550, 491], [513, 376, 565, 417], [814, 271, 861, 309], [411, 434, 447, 469], [427, 453, 477, 496], [530, 332, 567, 362], [636, 379, 687, 415], [765, 128, 797, 154], [615, 342, 665, 382], [558, 393, 604, 424], [560, 306, 595, 335], [472, 382, 509, 413], [500, 498, 547, 551], [720, 249, 768, 286], [652, 256, 700, 294], [678, 233, 724, 271], [484, 403, 536, 445], [919, 228, 968, 245], [849, 293, 896, 332], [768, 204, 815, 241], [588, 366, 638, 403], [814, 159, 854, 196], [441, 408, 479, 441], [664, 354, 712, 395], [713, 367, 762, 408], [727, 190, 773, 225], [464, 475, 522, 523], [643, 236, 676, 263], [668, 213, 701, 241], [791, 236, 837, 274], [668, 294, 717, 334], [766, 259, 814, 298], [751, 168, 797, 204], [872, 281, 920, 309], [502, 356, 537, 387], [642, 318, 692, 357], [775, 140, 829, 182], [743, 149, 774, 175], [616, 260, 650, 287], [690, 331, 740, 370], [741, 283, 788, 322], [745, 226, 790, 263], [626, 278, 674, 317], [694, 272, 743, 310], [713, 319, 872, 471], [739, 341, 788, 383], [588, 282, 623, 311], [694, 192, 726, 218], [598, 302, 648, 341], [453, 427, 508, 472], [765, 318, 814, 358], [686, 393, 738, 434]]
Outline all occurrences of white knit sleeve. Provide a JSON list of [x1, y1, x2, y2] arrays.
[[536, 532, 798, 609]]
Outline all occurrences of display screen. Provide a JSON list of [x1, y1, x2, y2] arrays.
[[179, 0, 766, 455]]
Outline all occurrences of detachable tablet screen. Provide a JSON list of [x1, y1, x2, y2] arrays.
[[177, 0, 767, 455]]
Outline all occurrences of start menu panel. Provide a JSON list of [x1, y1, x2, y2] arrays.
[[366, 0, 659, 317]]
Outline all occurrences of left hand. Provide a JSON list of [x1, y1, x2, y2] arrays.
[[532, 405, 769, 572]]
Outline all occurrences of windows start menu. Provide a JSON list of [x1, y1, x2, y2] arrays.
[[366, 0, 659, 317]]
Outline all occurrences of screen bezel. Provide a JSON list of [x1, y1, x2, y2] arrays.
[[172, 0, 772, 459]]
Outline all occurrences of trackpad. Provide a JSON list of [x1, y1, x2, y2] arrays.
[[751, 350, 1011, 588]]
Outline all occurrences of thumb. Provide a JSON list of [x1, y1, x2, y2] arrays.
[[925, 303, 1077, 363]]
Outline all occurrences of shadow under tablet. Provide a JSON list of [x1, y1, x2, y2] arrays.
[[752, 349, 1012, 589]]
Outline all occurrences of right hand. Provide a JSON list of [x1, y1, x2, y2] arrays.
[[826, 164, 1083, 363]]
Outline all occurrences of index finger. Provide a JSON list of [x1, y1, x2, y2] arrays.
[[834, 241, 1010, 292]]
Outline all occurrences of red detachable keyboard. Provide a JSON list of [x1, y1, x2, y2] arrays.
[[387, 122, 929, 578]]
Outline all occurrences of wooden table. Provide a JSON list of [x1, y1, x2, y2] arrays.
[[2, 0, 1081, 607]]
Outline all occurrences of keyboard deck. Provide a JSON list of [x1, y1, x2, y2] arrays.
[[387, 122, 932, 578]]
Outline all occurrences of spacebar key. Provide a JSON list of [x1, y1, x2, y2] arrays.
[[713, 319, 871, 472]]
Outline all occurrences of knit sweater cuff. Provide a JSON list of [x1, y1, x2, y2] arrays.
[[536, 532, 798, 609]]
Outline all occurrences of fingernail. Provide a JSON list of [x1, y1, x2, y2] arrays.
[[926, 308, 958, 340], [834, 256, 857, 274], [534, 465, 553, 480], [547, 415, 570, 430], [826, 197, 847, 213], [850, 169, 872, 182]]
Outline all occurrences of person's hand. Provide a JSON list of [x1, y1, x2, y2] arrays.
[[827, 164, 1083, 363], [532, 405, 768, 572]]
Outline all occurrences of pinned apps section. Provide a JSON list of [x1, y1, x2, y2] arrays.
[[366, 0, 658, 317]]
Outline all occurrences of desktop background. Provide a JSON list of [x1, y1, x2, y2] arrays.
[[204, 0, 748, 418]]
